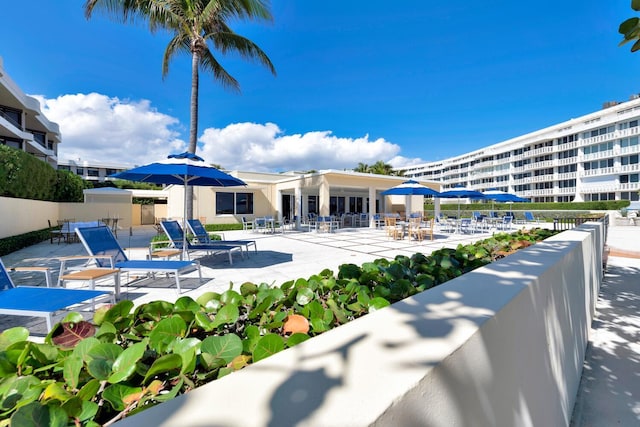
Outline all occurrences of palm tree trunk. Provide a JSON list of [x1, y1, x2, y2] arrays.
[[185, 50, 200, 220]]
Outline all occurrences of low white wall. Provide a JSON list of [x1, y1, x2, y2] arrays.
[[115, 223, 603, 427], [0, 197, 135, 239], [0, 196, 58, 238]]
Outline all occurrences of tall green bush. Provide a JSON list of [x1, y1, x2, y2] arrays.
[[0, 145, 83, 202]]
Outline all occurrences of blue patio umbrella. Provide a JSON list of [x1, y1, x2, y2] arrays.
[[111, 152, 246, 257], [382, 180, 440, 217], [381, 179, 441, 197], [438, 185, 486, 219], [482, 189, 529, 213]]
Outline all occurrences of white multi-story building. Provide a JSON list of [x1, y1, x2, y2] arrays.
[[401, 96, 640, 202], [0, 57, 61, 167], [58, 159, 129, 183]]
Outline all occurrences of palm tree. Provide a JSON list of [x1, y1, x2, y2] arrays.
[[84, 0, 276, 218], [354, 162, 370, 173]]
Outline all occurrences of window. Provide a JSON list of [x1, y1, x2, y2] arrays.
[[235, 193, 253, 214], [0, 136, 21, 149], [330, 196, 345, 215], [0, 106, 21, 127], [307, 196, 318, 215], [76, 168, 85, 176], [349, 197, 363, 213], [87, 168, 100, 177], [215, 192, 253, 215]]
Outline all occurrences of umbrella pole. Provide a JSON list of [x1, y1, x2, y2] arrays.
[[182, 180, 188, 261]]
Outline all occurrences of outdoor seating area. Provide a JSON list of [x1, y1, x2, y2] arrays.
[[2, 220, 543, 334]]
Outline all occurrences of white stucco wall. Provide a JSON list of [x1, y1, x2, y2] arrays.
[[115, 223, 603, 427]]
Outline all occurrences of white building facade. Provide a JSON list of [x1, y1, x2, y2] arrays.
[[58, 159, 129, 183], [401, 97, 640, 202], [0, 57, 61, 167]]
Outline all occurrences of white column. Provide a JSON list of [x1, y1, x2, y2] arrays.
[[368, 186, 376, 227], [275, 189, 283, 221], [319, 180, 330, 216], [295, 185, 302, 230]]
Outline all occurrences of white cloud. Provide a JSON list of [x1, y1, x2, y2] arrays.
[[199, 122, 402, 172], [388, 155, 427, 169], [35, 93, 421, 171], [34, 93, 186, 166]]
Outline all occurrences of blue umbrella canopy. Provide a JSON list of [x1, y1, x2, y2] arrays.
[[112, 152, 246, 187], [482, 189, 529, 203], [111, 152, 246, 258], [381, 179, 441, 197], [438, 185, 486, 219]]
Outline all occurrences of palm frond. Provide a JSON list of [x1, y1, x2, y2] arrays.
[[199, 49, 241, 92]]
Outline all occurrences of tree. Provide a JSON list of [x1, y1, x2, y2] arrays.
[[84, 0, 276, 219], [353, 162, 370, 173], [619, 0, 640, 52], [352, 160, 404, 176]]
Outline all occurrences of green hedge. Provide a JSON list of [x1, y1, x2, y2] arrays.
[[0, 145, 84, 202], [425, 200, 629, 212], [0, 228, 51, 257]]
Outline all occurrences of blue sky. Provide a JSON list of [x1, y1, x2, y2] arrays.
[[2, 1, 639, 171]]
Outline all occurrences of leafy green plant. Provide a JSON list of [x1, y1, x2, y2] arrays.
[[0, 228, 559, 425]]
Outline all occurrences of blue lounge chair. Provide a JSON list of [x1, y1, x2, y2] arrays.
[[0, 258, 114, 331], [160, 221, 243, 264], [524, 211, 538, 224], [75, 225, 202, 294], [186, 219, 257, 256]]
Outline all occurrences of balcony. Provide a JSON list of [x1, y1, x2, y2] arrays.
[[620, 163, 640, 173], [580, 167, 616, 177]]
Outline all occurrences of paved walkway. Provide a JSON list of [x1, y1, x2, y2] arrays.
[[570, 225, 640, 426]]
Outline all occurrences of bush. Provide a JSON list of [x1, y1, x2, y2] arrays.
[[0, 228, 51, 257], [0, 145, 84, 202]]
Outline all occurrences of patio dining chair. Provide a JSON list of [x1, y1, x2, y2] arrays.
[[76, 225, 202, 294], [0, 257, 114, 332], [385, 216, 404, 240]]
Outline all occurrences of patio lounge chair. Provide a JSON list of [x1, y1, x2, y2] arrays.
[[160, 221, 243, 264], [75, 225, 202, 294], [186, 219, 257, 256], [524, 211, 539, 224], [0, 258, 114, 331]]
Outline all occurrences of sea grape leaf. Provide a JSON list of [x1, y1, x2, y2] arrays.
[[143, 354, 182, 384], [212, 304, 239, 329], [102, 383, 143, 412], [51, 321, 96, 349], [86, 343, 123, 380], [252, 334, 284, 363], [195, 292, 222, 312], [287, 333, 310, 347], [63, 356, 83, 390], [194, 311, 214, 331], [0, 327, 29, 351], [368, 297, 391, 312], [200, 334, 242, 364], [107, 341, 148, 384], [77, 379, 100, 401], [173, 296, 200, 312], [10, 401, 68, 427], [103, 300, 134, 323], [42, 382, 72, 403], [148, 316, 187, 353], [220, 290, 242, 305], [71, 337, 100, 363], [239, 282, 258, 296], [295, 288, 314, 306]]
